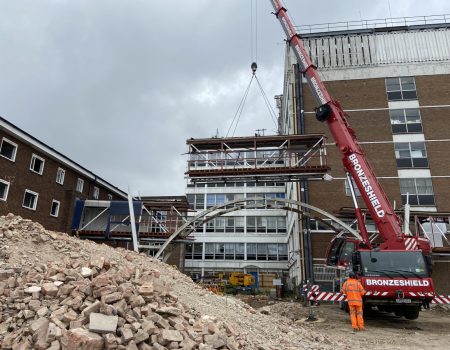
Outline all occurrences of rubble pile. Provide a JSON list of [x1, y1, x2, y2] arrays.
[[0, 214, 341, 350]]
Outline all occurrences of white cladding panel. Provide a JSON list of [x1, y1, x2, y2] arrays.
[[304, 29, 450, 69]]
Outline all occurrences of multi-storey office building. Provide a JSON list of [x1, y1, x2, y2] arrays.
[[0, 116, 127, 233], [280, 18, 450, 292], [184, 181, 290, 289]]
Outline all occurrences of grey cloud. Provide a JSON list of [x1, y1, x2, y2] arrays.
[[1, 0, 449, 195]]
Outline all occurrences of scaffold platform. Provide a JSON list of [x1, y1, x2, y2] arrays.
[[185, 134, 329, 183]]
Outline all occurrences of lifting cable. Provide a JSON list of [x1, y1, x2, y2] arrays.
[[225, 0, 278, 137], [225, 75, 254, 138]]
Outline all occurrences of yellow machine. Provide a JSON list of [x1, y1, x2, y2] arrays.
[[228, 272, 255, 287]]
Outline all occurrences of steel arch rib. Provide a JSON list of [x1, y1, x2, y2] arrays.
[[154, 198, 361, 259]]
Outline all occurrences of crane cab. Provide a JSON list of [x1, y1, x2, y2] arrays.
[[325, 237, 361, 268]]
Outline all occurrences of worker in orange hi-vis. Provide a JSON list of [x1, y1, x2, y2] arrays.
[[341, 271, 366, 331]]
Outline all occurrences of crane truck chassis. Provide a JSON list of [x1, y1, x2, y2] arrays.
[[270, 0, 435, 319]]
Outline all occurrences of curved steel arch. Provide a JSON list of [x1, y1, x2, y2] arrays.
[[154, 197, 361, 259]]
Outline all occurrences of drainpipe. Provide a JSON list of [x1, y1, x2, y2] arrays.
[[295, 63, 314, 284]]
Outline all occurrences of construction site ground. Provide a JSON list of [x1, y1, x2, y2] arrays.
[[1, 214, 449, 350], [239, 295, 450, 350]]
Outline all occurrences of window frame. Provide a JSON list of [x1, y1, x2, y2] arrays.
[[50, 199, 60, 217], [29, 154, 45, 175], [56, 167, 65, 185], [385, 76, 418, 101], [23, 189, 39, 210], [389, 108, 423, 134], [93, 186, 100, 199], [76, 178, 84, 193], [394, 141, 429, 168], [0, 179, 10, 201], [399, 178, 435, 206], [0, 137, 18, 162]]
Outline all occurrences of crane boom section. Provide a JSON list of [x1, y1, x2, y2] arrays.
[[270, 0, 405, 248]]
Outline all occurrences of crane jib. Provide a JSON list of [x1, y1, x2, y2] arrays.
[[349, 154, 385, 218]]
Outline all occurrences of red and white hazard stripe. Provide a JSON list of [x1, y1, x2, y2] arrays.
[[307, 291, 346, 302], [404, 237, 418, 250], [432, 295, 450, 304], [307, 291, 450, 304]]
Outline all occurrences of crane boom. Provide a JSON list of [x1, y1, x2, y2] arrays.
[[270, 0, 414, 250]]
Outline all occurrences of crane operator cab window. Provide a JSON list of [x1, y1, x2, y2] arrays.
[[338, 241, 355, 267]]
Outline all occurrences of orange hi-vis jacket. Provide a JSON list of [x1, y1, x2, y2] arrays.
[[341, 278, 366, 305]]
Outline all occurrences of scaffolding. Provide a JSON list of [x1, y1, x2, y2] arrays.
[[71, 197, 191, 250], [186, 134, 329, 183]]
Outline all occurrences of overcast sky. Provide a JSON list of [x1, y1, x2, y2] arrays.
[[1, 0, 450, 196]]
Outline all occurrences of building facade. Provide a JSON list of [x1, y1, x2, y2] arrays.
[[184, 181, 290, 290], [0, 116, 127, 233], [280, 19, 450, 292]]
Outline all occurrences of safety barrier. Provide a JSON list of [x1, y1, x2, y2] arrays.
[[307, 290, 450, 304]]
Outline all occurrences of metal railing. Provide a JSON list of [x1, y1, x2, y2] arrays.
[[297, 14, 450, 34]]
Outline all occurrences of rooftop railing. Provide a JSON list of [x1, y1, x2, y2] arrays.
[[296, 14, 450, 35]]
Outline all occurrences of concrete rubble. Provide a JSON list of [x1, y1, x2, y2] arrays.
[[0, 214, 343, 350]]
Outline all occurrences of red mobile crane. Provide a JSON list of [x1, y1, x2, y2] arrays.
[[270, 0, 434, 319]]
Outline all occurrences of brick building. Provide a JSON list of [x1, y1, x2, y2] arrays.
[[279, 19, 450, 292], [0, 116, 127, 233]]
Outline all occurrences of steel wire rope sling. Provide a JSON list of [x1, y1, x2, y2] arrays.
[[226, 0, 278, 137]]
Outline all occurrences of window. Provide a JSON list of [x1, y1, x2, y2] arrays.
[[345, 178, 361, 196], [23, 190, 38, 210], [185, 243, 193, 260], [257, 244, 268, 260], [390, 109, 422, 134], [193, 243, 203, 260], [76, 178, 84, 193], [214, 243, 225, 259], [386, 77, 417, 101], [246, 243, 257, 260], [394, 142, 428, 168], [186, 194, 204, 210], [0, 138, 18, 161], [268, 244, 278, 261], [400, 178, 435, 206], [185, 243, 203, 260], [235, 243, 245, 260], [50, 200, 60, 217], [108, 194, 113, 200], [0, 179, 10, 201], [246, 216, 286, 233], [206, 194, 225, 208], [205, 243, 214, 259], [93, 186, 99, 199], [278, 244, 288, 261], [56, 168, 65, 185], [225, 243, 235, 260], [30, 154, 45, 175]]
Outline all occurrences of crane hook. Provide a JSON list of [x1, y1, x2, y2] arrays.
[[251, 62, 257, 75]]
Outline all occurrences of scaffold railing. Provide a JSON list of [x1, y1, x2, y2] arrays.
[[186, 134, 329, 183]]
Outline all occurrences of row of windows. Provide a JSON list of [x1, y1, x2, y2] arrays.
[[197, 216, 287, 234], [1, 137, 110, 200], [345, 177, 435, 206], [187, 192, 286, 210], [185, 242, 288, 261], [0, 180, 61, 217]]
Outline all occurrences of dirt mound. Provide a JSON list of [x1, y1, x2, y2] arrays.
[[0, 214, 344, 350]]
